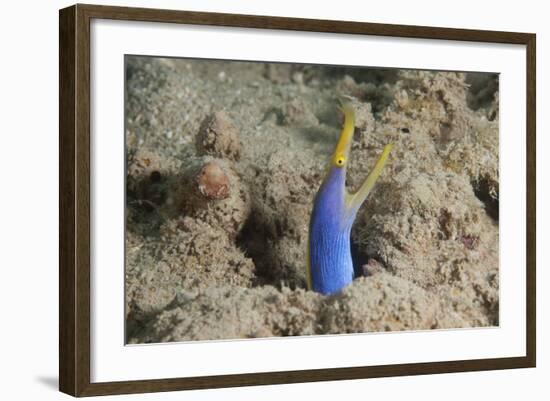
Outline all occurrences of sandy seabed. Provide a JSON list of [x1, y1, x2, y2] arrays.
[[124, 56, 499, 343]]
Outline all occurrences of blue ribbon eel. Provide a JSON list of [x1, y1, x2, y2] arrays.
[[307, 103, 392, 295]]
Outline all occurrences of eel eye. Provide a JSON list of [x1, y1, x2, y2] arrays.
[[335, 156, 345, 167]]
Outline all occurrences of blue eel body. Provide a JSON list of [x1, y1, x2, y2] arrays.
[[309, 167, 357, 294], [307, 103, 392, 295]]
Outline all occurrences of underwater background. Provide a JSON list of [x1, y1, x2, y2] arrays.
[[124, 56, 499, 343]]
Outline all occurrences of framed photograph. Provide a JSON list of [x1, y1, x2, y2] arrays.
[[59, 4, 536, 397]]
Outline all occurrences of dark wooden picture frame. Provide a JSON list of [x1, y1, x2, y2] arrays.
[[59, 3, 536, 397]]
